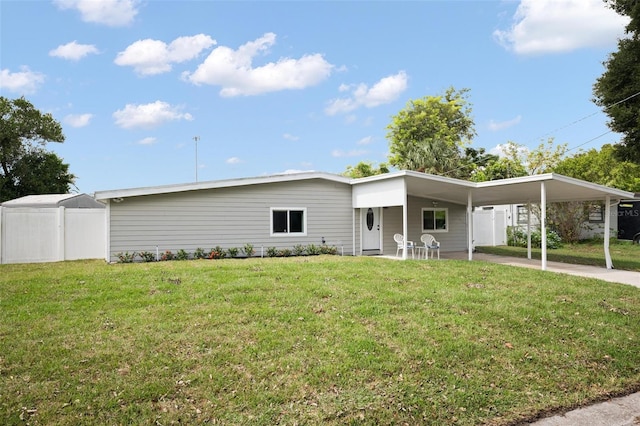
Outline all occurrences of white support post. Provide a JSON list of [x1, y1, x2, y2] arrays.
[[467, 190, 473, 261], [402, 180, 409, 260], [527, 202, 532, 260], [604, 195, 613, 269], [540, 182, 547, 271]]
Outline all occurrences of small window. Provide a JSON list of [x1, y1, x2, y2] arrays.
[[270, 208, 306, 236], [588, 204, 604, 223], [517, 205, 529, 224], [422, 208, 448, 232]]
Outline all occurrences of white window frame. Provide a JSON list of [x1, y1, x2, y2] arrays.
[[270, 207, 307, 236], [422, 207, 448, 233], [588, 203, 604, 223], [517, 205, 529, 224]]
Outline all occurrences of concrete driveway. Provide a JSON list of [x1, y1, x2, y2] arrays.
[[440, 252, 640, 289]]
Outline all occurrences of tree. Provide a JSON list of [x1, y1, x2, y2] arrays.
[[593, 0, 640, 163], [342, 161, 389, 178], [1, 149, 76, 201], [0, 96, 73, 202], [554, 144, 640, 192], [387, 87, 476, 175]]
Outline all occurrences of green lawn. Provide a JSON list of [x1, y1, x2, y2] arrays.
[[1, 256, 639, 425], [476, 239, 640, 272]]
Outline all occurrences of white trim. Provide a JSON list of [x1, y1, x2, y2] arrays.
[[270, 207, 307, 237], [421, 207, 449, 233]]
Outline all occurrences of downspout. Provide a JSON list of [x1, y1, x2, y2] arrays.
[[540, 182, 547, 271], [402, 179, 408, 260], [467, 190, 473, 261], [604, 195, 613, 269]]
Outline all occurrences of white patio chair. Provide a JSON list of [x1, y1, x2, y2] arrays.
[[419, 233, 440, 259], [394, 233, 415, 258]]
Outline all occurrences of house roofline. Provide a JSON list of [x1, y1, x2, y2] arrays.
[[94, 171, 351, 200]]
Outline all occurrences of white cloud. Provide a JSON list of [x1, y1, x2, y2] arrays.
[[325, 71, 408, 116], [138, 137, 157, 145], [113, 101, 193, 129], [357, 136, 373, 145], [183, 32, 333, 97], [50, 41, 99, 61], [64, 113, 93, 127], [53, 0, 139, 27], [489, 143, 530, 158], [115, 34, 216, 76], [494, 0, 629, 55], [331, 149, 368, 158], [283, 133, 300, 141], [226, 157, 242, 164], [488, 115, 522, 131], [0, 67, 45, 94]]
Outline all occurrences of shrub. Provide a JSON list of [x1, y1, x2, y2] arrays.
[[320, 244, 338, 255], [507, 226, 562, 249], [193, 248, 207, 259], [176, 249, 190, 261], [293, 244, 306, 256], [242, 243, 255, 258], [139, 251, 156, 262], [266, 247, 279, 257], [306, 244, 321, 255], [116, 251, 137, 263], [160, 250, 175, 261], [208, 246, 226, 259], [227, 247, 239, 258], [278, 248, 292, 257]]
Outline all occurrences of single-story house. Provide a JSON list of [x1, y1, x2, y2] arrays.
[[94, 171, 634, 270]]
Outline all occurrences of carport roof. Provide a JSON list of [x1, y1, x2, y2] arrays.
[[360, 171, 635, 206]]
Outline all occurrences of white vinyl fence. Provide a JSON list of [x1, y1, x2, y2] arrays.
[[473, 209, 507, 247], [0, 206, 105, 264]]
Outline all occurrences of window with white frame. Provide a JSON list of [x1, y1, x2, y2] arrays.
[[588, 203, 604, 223], [422, 208, 448, 232], [270, 208, 307, 236], [517, 205, 529, 224]]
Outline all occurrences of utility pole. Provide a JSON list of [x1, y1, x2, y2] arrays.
[[193, 136, 200, 182]]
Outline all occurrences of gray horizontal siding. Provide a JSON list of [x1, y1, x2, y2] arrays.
[[381, 197, 468, 256], [109, 179, 355, 260]]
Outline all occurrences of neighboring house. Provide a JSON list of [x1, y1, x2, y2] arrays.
[[617, 196, 640, 243], [94, 171, 634, 270], [0, 194, 105, 264]]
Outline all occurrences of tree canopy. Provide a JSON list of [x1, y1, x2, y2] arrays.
[[342, 161, 389, 179], [554, 144, 640, 192], [0, 96, 74, 202], [386, 87, 476, 176], [593, 0, 640, 163]]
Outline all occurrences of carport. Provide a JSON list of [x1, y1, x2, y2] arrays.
[[353, 171, 635, 270]]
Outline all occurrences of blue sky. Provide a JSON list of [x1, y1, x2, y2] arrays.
[[0, 0, 630, 195]]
